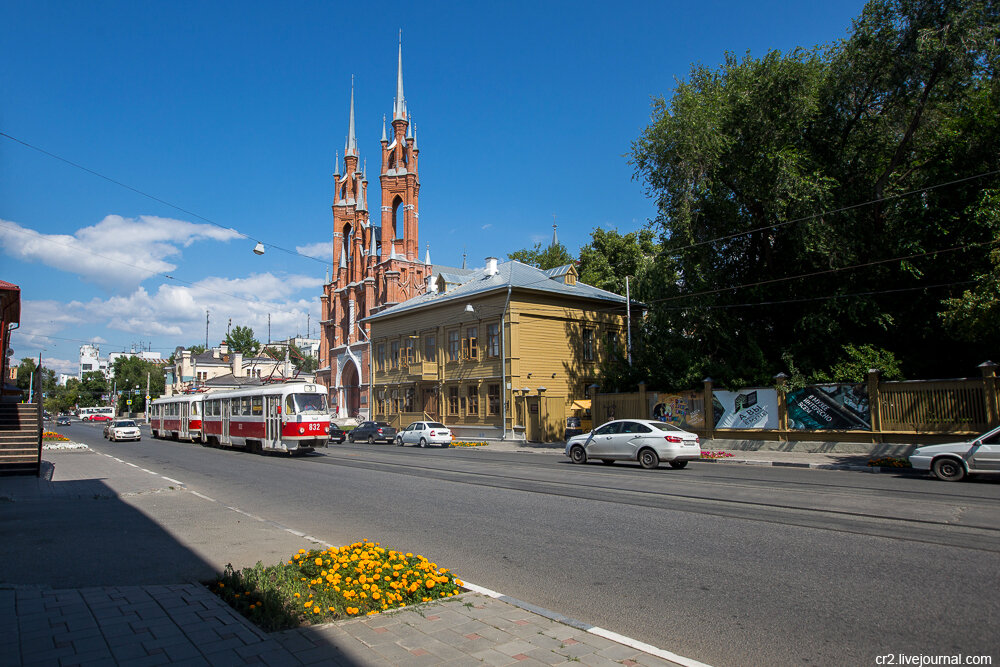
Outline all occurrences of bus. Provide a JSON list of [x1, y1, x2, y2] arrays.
[[78, 406, 115, 421], [202, 382, 330, 455], [150, 394, 204, 442]]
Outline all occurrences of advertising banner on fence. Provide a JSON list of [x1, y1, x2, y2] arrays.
[[786, 384, 870, 430], [712, 389, 778, 429], [650, 392, 705, 430]]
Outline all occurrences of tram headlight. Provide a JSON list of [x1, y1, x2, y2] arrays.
[[324, 426, 329, 434], [298, 426, 305, 434]]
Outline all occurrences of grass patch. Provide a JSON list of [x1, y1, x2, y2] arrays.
[[208, 540, 464, 631]]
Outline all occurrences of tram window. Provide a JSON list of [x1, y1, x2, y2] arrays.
[[230, 398, 239, 415], [241, 398, 251, 416], [191, 402, 199, 416], [251, 397, 263, 415], [287, 393, 328, 414]]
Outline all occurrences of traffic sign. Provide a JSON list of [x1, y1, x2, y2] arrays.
[[126, 399, 132, 405]]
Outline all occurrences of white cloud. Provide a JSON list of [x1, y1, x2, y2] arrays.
[[481, 224, 493, 230], [296, 242, 330, 260], [0, 215, 242, 291]]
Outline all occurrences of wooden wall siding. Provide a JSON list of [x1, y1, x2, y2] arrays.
[[879, 380, 987, 432], [593, 392, 648, 422]]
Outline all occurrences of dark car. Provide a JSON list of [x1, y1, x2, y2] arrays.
[[329, 425, 347, 444], [56, 416, 71, 426], [348, 421, 397, 444]]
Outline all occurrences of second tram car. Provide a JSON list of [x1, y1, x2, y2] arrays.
[[202, 383, 330, 454], [150, 394, 205, 441]]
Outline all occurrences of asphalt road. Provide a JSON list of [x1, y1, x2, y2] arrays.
[[65, 421, 1000, 667]]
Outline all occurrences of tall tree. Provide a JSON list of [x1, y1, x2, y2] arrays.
[[508, 242, 575, 270], [629, 0, 1000, 387], [226, 326, 261, 356]]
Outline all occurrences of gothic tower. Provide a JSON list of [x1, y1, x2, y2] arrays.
[[318, 37, 431, 418]]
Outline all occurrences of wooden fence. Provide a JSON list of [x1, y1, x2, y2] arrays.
[[592, 362, 999, 444]]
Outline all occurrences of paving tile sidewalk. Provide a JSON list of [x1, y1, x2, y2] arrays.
[[2, 586, 687, 666]]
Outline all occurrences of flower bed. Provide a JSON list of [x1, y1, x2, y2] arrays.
[[867, 456, 912, 468], [451, 441, 488, 447], [209, 540, 463, 631], [701, 450, 735, 459], [42, 431, 69, 441]]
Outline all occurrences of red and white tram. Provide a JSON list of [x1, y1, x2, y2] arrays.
[[201, 383, 330, 455], [150, 393, 205, 441]]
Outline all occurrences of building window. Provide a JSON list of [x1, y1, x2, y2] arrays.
[[486, 323, 500, 357], [405, 339, 416, 366], [448, 386, 459, 415], [377, 390, 385, 415], [467, 385, 479, 416], [583, 328, 595, 362], [390, 341, 400, 369], [464, 326, 478, 360], [424, 334, 436, 363], [82, 363, 92, 371], [448, 330, 461, 362], [376, 343, 386, 372], [606, 330, 619, 357], [487, 384, 500, 415], [404, 387, 414, 413]]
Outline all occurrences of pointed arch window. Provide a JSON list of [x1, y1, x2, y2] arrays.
[[342, 223, 353, 262], [392, 197, 404, 240]]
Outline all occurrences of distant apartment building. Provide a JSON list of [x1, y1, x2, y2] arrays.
[[164, 342, 299, 396], [79, 344, 162, 379]]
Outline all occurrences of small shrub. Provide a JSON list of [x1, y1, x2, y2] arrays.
[[451, 441, 488, 447], [701, 450, 735, 459]]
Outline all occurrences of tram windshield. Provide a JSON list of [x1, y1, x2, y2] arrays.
[[285, 393, 328, 414]]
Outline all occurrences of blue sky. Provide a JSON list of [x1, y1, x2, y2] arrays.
[[1, 0, 868, 374]]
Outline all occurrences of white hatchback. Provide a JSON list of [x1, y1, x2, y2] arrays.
[[909, 425, 1000, 481], [565, 419, 701, 469], [396, 421, 453, 448]]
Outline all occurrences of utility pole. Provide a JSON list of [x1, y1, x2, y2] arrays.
[[145, 372, 150, 424], [268, 314, 271, 344], [625, 276, 632, 366], [227, 318, 232, 337], [205, 310, 210, 349]]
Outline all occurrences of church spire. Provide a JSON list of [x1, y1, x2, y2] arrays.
[[393, 32, 406, 121], [346, 77, 358, 157]]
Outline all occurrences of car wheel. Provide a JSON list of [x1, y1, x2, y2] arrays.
[[601, 459, 614, 465], [639, 448, 660, 469], [669, 460, 688, 469], [932, 457, 966, 482], [396, 437, 403, 446], [368, 435, 375, 445], [419, 438, 427, 448], [569, 445, 587, 464]]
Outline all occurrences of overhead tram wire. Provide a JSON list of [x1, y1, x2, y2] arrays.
[[0, 131, 327, 266]]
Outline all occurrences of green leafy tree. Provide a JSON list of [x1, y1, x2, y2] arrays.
[[78, 371, 109, 408], [111, 356, 166, 414], [226, 326, 261, 356], [14, 358, 56, 397], [47, 377, 81, 414], [508, 242, 575, 270], [629, 0, 1000, 387]]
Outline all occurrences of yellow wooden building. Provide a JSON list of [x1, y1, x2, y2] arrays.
[[364, 258, 630, 441]]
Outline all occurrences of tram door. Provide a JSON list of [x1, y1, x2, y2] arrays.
[[265, 396, 281, 451], [222, 398, 231, 445], [180, 402, 189, 440]]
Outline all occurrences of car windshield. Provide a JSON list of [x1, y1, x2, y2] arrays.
[[649, 422, 685, 432], [288, 393, 328, 414], [116, 421, 137, 428], [428, 422, 447, 429]]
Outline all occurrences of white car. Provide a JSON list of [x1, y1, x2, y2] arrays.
[[107, 419, 142, 442], [565, 419, 701, 469], [396, 421, 452, 448], [909, 425, 1000, 482]]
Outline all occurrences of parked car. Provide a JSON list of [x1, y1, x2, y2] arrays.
[[348, 421, 397, 444], [56, 416, 71, 426], [88, 414, 112, 423], [107, 419, 142, 442], [565, 419, 701, 469], [909, 425, 1000, 482], [329, 424, 347, 444], [395, 421, 452, 448]]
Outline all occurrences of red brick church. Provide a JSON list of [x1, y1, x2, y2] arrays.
[[318, 39, 430, 418]]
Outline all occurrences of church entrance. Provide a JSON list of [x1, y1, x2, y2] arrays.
[[341, 363, 361, 418]]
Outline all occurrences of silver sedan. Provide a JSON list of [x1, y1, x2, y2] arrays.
[[909, 425, 1000, 481], [565, 419, 701, 469]]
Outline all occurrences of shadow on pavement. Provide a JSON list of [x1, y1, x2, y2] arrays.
[[0, 460, 361, 665]]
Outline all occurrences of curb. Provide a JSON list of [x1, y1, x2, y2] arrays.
[[697, 458, 925, 476]]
